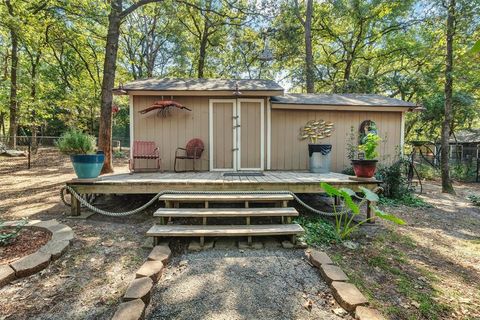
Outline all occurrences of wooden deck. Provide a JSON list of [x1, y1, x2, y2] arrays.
[[66, 171, 380, 194]]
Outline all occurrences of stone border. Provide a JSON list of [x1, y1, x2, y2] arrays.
[[0, 219, 74, 288], [111, 243, 171, 320], [307, 249, 385, 320]]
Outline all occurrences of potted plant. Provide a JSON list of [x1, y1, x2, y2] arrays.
[[299, 120, 334, 173], [351, 133, 381, 178], [56, 129, 105, 179]]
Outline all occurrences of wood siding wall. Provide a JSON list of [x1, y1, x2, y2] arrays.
[[132, 96, 210, 171], [270, 109, 403, 172]]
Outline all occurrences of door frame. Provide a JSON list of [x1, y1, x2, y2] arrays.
[[208, 98, 265, 171], [237, 98, 265, 171], [209, 99, 237, 171]]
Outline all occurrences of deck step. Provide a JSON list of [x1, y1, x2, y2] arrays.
[[146, 224, 304, 237], [159, 193, 294, 202], [154, 207, 299, 218]]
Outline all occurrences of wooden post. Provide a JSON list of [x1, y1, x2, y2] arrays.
[[71, 193, 81, 216], [334, 195, 340, 206], [245, 201, 252, 245], [165, 200, 172, 208], [366, 200, 376, 223]]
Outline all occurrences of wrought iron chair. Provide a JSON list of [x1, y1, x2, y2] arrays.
[[129, 140, 161, 173], [174, 138, 204, 172]]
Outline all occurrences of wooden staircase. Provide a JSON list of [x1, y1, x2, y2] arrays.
[[146, 193, 304, 247]]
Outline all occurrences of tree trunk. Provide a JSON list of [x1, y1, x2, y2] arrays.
[[6, 0, 18, 149], [98, 1, 122, 174], [304, 0, 314, 93], [197, 30, 208, 79], [441, 0, 455, 194]]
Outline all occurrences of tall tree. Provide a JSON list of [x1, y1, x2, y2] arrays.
[[440, 0, 456, 194], [4, 0, 18, 148], [98, 0, 162, 174], [293, 0, 314, 93]]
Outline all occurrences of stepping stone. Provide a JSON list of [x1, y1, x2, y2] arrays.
[[188, 240, 214, 251], [124, 277, 153, 304], [39, 240, 70, 260], [0, 265, 15, 287], [331, 281, 368, 312], [214, 238, 237, 249], [319, 264, 349, 284], [309, 250, 333, 267], [141, 237, 154, 249], [355, 306, 386, 320], [10, 252, 51, 278], [51, 227, 74, 242], [238, 241, 263, 250], [111, 299, 145, 320], [148, 245, 171, 264], [136, 261, 164, 283]]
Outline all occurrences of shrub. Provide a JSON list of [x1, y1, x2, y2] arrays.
[[0, 219, 28, 246], [467, 194, 480, 206], [56, 129, 96, 155], [416, 163, 439, 180], [375, 158, 412, 199], [450, 162, 476, 182], [294, 216, 340, 245], [341, 166, 355, 176]]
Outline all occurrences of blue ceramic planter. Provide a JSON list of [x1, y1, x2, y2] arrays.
[[70, 153, 105, 179]]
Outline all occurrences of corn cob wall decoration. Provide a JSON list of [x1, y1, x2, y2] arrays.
[[299, 120, 334, 144]]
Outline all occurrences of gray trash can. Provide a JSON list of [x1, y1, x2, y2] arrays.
[[308, 144, 332, 173]]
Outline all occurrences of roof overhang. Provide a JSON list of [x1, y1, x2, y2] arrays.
[[114, 89, 284, 97], [271, 103, 413, 112]]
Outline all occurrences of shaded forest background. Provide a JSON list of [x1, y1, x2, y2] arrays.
[[0, 0, 479, 146]]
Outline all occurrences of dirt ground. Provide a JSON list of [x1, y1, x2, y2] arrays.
[[0, 149, 479, 320]]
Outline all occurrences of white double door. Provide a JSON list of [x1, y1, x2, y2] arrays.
[[209, 99, 264, 171]]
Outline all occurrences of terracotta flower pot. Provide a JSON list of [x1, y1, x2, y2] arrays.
[[351, 159, 378, 178]]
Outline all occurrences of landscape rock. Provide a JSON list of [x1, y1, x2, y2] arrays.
[[331, 281, 368, 312], [281, 240, 295, 249], [319, 264, 349, 284], [355, 306, 386, 320], [10, 252, 51, 278], [0, 265, 16, 287], [124, 277, 153, 304], [111, 299, 145, 320], [214, 238, 237, 249], [262, 237, 282, 248], [295, 240, 308, 249], [238, 241, 264, 250], [28, 219, 59, 231], [148, 245, 171, 263], [39, 240, 70, 260], [50, 228, 74, 242], [141, 237, 154, 249], [136, 261, 164, 283], [188, 240, 214, 251], [309, 250, 333, 267]]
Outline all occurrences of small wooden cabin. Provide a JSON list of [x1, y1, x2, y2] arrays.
[[116, 78, 415, 172]]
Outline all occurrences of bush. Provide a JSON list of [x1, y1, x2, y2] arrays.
[[375, 158, 412, 199], [467, 194, 480, 206], [341, 166, 355, 176], [450, 162, 477, 182], [379, 194, 432, 208], [294, 216, 340, 245], [56, 129, 96, 155], [416, 163, 439, 180]]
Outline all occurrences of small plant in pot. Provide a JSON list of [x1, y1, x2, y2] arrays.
[[351, 133, 381, 178], [299, 120, 334, 173], [56, 129, 105, 179]]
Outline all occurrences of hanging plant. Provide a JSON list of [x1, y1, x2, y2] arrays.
[[299, 120, 334, 144]]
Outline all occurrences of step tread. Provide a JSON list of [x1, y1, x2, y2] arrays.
[[146, 224, 304, 237], [159, 194, 294, 202], [154, 207, 299, 217]]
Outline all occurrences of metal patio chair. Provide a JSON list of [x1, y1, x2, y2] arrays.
[[174, 138, 204, 172]]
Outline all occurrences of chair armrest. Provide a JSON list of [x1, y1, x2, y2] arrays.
[[175, 147, 186, 157]]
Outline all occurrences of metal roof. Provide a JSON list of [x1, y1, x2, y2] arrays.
[[119, 78, 284, 92], [271, 93, 416, 107], [449, 129, 480, 144]]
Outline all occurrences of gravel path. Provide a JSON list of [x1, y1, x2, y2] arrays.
[[147, 249, 345, 320]]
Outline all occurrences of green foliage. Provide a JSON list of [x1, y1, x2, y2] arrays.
[[378, 194, 432, 208], [294, 216, 340, 245], [0, 218, 28, 246], [358, 133, 381, 160], [56, 129, 96, 155], [467, 194, 480, 206], [415, 163, 439, 180], [341, 166, 355, 176], [375, 158, 412, 198], [321, 182, 405, 240], [450, 162, 477, 182]]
